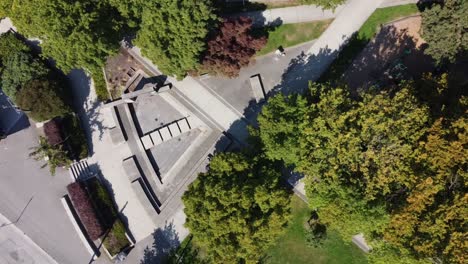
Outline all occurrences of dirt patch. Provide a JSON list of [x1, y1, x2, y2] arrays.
[[104, 48, 149, 99], [343, 15, 435, 92]]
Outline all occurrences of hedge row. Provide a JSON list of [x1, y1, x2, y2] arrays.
[[67, 182, 104, 240]]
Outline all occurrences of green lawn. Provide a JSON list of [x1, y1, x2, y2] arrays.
[[318, 4, 419, 83], [257, 19, 333, 56], [265, 195, 368, 264]]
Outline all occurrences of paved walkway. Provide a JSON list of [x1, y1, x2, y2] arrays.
[[68, 70, 156, 243], [229, 0, 417, 27], [231, 5, 344, 27], [0, 213, 57, 264]]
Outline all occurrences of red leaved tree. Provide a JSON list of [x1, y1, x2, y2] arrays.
[[202, 17, 266, 78]]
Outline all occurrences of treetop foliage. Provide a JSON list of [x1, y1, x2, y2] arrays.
[[183, 152, 291, 263], [135, 0, 217, 79], [1, 0, 128, 72], [258, 75, 467, 263], [421, 0, 468, 64], [202, 17, 266, 78]]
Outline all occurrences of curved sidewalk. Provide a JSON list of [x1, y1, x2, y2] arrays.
[[227, 0, 417, 27]]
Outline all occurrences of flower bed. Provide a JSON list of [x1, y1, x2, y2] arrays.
[[66, 182, 104, 240], [44, 118, 64, 146], [85, 177, 131, 257]]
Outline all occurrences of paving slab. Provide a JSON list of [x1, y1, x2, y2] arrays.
[[177, 119, 190, 133], [150, 131, 163, 145], [168, 123, 181, 137], [159, 127, 172, 141], [141, 135, 154, 150]]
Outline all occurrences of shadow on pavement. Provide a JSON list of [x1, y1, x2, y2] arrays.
[[68, 69, 110, 156], [139, 221, 180, 264]]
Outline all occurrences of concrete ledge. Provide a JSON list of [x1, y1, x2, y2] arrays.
[[61, 196, 98, 260]]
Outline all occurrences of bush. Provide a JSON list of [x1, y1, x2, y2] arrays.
[[16, 79, 71, 121], [62, 114, 89, 160], [29, 136, 71, 175], [67, 182, 104, 240], [44, 118, 63, 146]]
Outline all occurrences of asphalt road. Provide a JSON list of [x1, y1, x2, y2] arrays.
[[0, 126, 91, 264]]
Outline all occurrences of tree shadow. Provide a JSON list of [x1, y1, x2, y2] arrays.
[[214, 0, 267, 15], [68, 69, 111, 156], [269, 46, 337, 96], [342, 24, 435, 95], [140, 221, 181, 264], [0, 91, 30, 136]]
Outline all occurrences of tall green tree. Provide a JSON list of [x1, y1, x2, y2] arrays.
[[135, 0, 217, 79], [258, 93, 307, 166], [421, 0, 468, 64], [1, 52, 49, 101], [1, 0, 128, 72], [183, 152, 291, 263]]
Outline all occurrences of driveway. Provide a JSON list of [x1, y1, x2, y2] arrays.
[[0, 126, 91, 264]]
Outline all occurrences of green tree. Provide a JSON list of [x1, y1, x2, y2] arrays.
[[16, 79, 70, 121], [0, 32, 30, 60], [300, 0, 345, 10], [384, 116, 467, 264], [135, 0, 217, 79], [1, 52, 49, 101], [183, 152, 291, 263], [421, 0, 468, 64], [258, 93, 307, 165], [1, 0, 128, 72], [29, 136, 71, 175]]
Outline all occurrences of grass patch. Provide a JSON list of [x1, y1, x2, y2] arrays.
[[265, 196, 367, 264], [88, 66, 110, 101], [257, 19, 333, 56], [318, 4, 419, 83]]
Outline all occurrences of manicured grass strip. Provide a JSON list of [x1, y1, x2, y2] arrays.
[[318, 4, 419, 83], [89, 66, 110, 101], [257, 19, 333, 56], [265, 195, 367, 264]]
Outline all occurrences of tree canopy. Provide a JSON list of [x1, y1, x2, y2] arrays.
[[183, 152, 291, 263], [202, 17, 266, 78], [257, 77, 467, 263], [16, 79, 70, 122], [1, 52, 49, 100], [1, 0, 128, 72], [421, 0, 468, 64], [135, 0, 217, 79]]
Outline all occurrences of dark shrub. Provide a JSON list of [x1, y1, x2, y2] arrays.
[[67, 182, 104, 240], [44, 118, 63, 146], [16, 79, 71, 121], [62, 114, 89, 160]]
